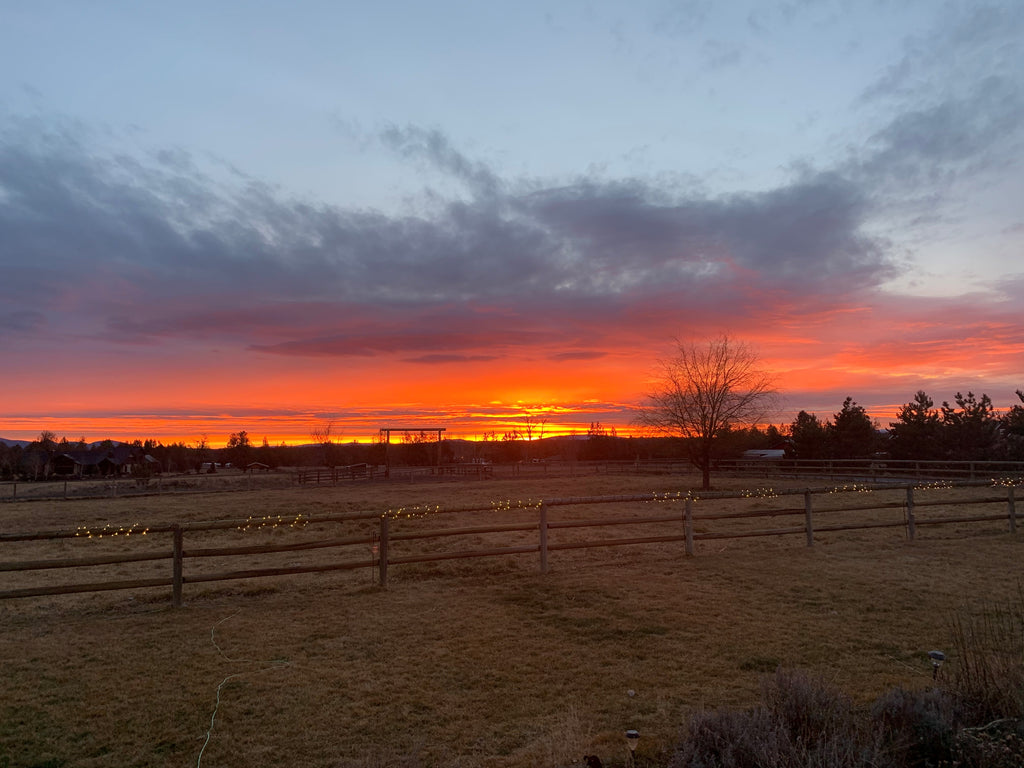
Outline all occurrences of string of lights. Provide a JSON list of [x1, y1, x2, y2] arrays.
[[647, 490, 697, 502], [739, 487, 779, 499], [236, 514, 308, 531], [827, 484, 873, 494], [74, 523, 149, 539], [381, 504, 442, 520], [489, 498, 544, 511]]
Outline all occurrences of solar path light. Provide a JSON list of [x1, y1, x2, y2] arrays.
[[928, 650, 945, 680]]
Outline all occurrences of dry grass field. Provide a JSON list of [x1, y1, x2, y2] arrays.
[[2, 473, 1022, 767]]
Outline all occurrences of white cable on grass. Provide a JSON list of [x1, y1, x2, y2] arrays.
[[196, 612, 291, 768], [196, 672, 245, 768]]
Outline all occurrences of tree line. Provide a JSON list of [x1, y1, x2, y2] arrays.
[[788, 390, 1024, 462], [2, 380, 1022, 483]]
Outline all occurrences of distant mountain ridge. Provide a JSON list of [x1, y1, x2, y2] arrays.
[[0, 438, 123, 449]]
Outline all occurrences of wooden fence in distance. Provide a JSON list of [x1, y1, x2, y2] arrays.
[[1, 482, 1018, 607]]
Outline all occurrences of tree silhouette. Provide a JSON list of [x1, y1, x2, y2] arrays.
[[788, 411, 829, 459], [1002, 390, 1024, 460], [829, 397, 878, 459], [637, 335, 777, 490], [941, 391, 1000, 460], [888, 391, 942, 460]]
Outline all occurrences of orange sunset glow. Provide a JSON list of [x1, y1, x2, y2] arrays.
[[2, 4, 1022, 449]]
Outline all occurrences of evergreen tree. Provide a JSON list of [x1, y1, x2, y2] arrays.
[[787, 411, 830, 459], [888, 390, 942, 460], [1002, 390, 1024, 460], [941, 392, 1001, 460], [829, 397, 878, 458]]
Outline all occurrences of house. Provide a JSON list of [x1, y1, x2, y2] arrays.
[[52, 444, 159, 477]]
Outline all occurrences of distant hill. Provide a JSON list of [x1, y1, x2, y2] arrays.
[[0, 438, 124, 449]]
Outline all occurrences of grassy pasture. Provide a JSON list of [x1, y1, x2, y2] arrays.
[[1, 474, 1022, 767]]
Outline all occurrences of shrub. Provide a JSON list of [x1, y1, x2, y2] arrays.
[[670, 669, 880, 768], [947, 594, 1024, 725], [871, 686, 956, 766], [671, 663, 1024, 768]]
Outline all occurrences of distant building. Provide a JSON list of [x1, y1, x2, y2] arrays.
[[741, 449, 786, 460], [51, 444, 158, 477]]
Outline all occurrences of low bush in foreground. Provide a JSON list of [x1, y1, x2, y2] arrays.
[[669, 595, 1024, 768], [670, 669, 1024, 768]]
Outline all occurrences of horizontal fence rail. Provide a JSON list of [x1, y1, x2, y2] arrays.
[[1, 482, 1019, 606], [4, 459, 1024, 503], [715, 457, 1024, 482]]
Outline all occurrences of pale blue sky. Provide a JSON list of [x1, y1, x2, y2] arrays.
[[7, 0, 1005, 220]]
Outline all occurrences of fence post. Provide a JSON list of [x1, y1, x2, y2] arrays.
[[172, 525, 183, 608], [684, 498, 694, 556], [539, 503, 549, 573], [379, 515, 390, 587], [1009, 486, 1017, 534], [804, 490, 814, 547], [905, 485, 916, 541]]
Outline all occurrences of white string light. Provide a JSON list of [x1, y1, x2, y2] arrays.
[[827, 484, 872, 494], [916, 480, 954, 490], [381, 504, 442, 520], [74, 522, 149, 539], [236, 513, 309, 531], [739, 487, 779, 499]]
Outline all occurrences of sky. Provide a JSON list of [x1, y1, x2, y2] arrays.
[[1, 0, 1022, 447]]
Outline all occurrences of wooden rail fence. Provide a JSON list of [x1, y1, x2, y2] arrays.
[[716, 457, 1024, 482], [1, 483, 1018, 607]]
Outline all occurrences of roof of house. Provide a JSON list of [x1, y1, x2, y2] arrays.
[[56, 445, 149, 466]]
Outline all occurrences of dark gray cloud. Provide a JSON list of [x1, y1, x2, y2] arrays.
[[858, 76, 1023, 191], [0, 105, 922, 360], [851, 1, 1024, 205], [520, 171, 889, 289]]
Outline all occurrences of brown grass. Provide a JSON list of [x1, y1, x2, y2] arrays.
[[1, 474, 1022, 767]]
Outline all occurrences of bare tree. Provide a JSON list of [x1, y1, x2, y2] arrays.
[[309, 421, 336, 446], [521, 414, 549, 460], [637, 335, 777, 490], [310, 420, 340, 467]]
